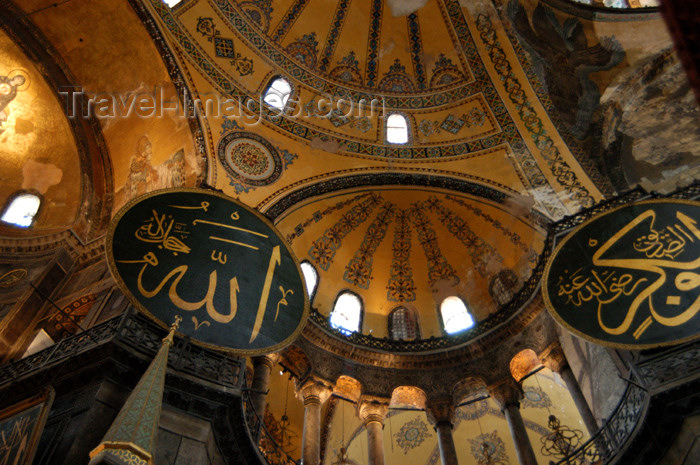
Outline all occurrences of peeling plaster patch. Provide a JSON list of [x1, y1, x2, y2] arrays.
[[310, 136, 341, 153], [503, 194, 535, 218], [527, 186, 576, 219], [460, 0, 497, 19], [387, 0, 429, 16], [639, 165, 700, 194], [14, 118, 34, 135], [22, 160, 63, 194], [380, 39, 396, 58]]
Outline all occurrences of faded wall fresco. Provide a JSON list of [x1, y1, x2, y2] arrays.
[[599, 51, 700, 191], [0, 29, 82, 230], [13, 0, 205, 216], [113, 135, 193, 208]]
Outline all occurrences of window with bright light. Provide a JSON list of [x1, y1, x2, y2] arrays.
[[163, 0, 183, 7], [330, 291, 362, 335], [389, 306, 419, 340], [300, 261, 318, 301], [386, 114, 409, 144], [263, 77, 292, 110], [440, 296, 474, 334], [1, 192, 41, 228]]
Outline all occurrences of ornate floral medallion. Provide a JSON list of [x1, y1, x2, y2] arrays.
[[218, 132, 283, 186]]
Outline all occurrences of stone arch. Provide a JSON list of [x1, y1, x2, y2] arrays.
[[509, 348, 541, 382], [334, 375, 362, 403], [452, 376, 489, 405], [389, 385, 427, 409], [280, 345, 312, 379]]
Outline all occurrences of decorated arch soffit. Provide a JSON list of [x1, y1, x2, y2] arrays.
[[0, 1, 113, 239], [142, 0, 607, 219]]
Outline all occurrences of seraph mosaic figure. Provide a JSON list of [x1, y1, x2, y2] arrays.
[[0, 71, 26, 134], [507, 1, 624, 138]]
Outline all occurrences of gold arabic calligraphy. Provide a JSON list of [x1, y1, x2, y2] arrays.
[[556, 209, 700, 340], [134, 210, 191, 255], [119, 205, 291, 344]]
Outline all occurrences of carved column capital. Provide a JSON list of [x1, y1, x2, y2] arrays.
[[539, 341, 569, 374], [252, 353, 280, 370], [357, 396, 390, 426], [425, 398, 455, 427], [297, 376, 333, 406], [487, 378, 523, 412]]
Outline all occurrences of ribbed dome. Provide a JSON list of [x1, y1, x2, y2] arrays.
[[276, 187, 546, 338], [238, 0, 471, 96]]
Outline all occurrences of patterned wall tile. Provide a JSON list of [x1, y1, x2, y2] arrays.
[[308, 194, 382, 270], [394, 417, 430, 454], [344, 202, 396, 289], [425, 197, 503, 277], [387, 209, 417, 302], [409, 202, 458, 287]]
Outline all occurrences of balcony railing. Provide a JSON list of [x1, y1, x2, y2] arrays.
[[0, 308, 246, 391], [242, 374, 300, 465], [551, 375, 649, 465]]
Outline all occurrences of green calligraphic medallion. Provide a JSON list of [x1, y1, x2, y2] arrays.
[[107, 188, 308, 355], [543, 199, 700, 349]]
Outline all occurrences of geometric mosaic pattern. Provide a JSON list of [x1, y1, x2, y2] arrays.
[[521, 386, 552, 409], [301, 192, 538, 305], [387, 209, 417, 302], [410, 203, 458, 287], [446, 195, 539, 267], [425, 197, 503, 277], [286, 193, 373, 244], [151, 0, 585, 221], [344, 202, 396, 289], [469, 431, 509, 465], [394, 417, 431, 454], [308, 194, 382, 270]]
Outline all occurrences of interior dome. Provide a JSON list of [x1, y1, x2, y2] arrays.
[[276, 187, 546, 339]]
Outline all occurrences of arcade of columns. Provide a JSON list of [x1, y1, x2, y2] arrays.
[[248, 339, 598, 465]]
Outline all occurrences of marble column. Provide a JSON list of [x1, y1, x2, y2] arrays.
[[489, 379, 538, 465], [540, 341, 599, 436], [297, 377, 333, 465], [250, 354, 279, 417], [358, 396, 390, 465], [425, 399, 459, 465]]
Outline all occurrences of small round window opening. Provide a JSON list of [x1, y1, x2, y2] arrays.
[[1, 192, 41, 228], [386, 113, 409, 144], [263, 77, 292, 111]]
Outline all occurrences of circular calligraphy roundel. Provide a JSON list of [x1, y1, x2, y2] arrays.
[[218, 132, 282, 186], [542, 199, 700, 349], [107, 188, 309, 355]]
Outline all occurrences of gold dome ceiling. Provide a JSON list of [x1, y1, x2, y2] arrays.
[[276, 187, 547, 338], [235, 0, 470, 95], [156, 0, 611, 223]]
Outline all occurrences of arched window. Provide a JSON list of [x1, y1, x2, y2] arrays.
[[263, 77, 292, 110], [489, 269, 519, 308], [329, 291, 362, 335], [440, 296, 474, 334], [300, 261, 319, 302], [386, 113, 409, 144], [1, 192, 41, 228], [388, 306, 419, 340]]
